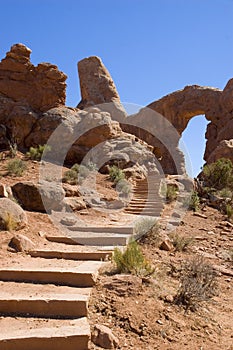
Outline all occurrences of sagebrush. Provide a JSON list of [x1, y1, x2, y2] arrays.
[[113, 240, 154, 277], [7, 159, 27, 176]]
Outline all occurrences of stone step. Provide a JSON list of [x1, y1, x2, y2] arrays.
[[125, 208, 162, 214], [126, 203, 164, 208], [46, 233, 131, 246], [67, 226, 134, 234], [0, 259, 103, 287], [0, 281, 90, 318], [29, 248, 112, 261], [0, 317, 90, 350]]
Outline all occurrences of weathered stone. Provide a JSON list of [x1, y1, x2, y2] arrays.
[[0, 198, 27, 230], [12, 181, 65, 212], [207, 139, 233, 164], [9, 234, 35, 252], [64, 197, 87, 211], [0, 44, 67, 112], [159, 238, 174, 251], [0, 184, 8, 197], [92, 324, 119, 349], [77, 56, 120, 109]]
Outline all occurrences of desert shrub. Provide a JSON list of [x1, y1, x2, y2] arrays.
[[226, 203, 233, 221], [170, 233, 194, 252], [217, 188, 233, 199], [63, 163, 90, 184], [116, 179, 132, 197], [78, 165, 89, 179], [26, 144, 51, 161], [113, 240, 154, 277], [134, 217, 158, 237], [202, 158, 233, 191], [189, 191, 200, 211], [174, 256, 217, 311], [0, 212, 18, 231], [63, 163, 79, 184], [109, 165, 125, 184], [7, 159, 27, 176], [166, 184, 178, 203], [9, 142, 18, 158], [85, 161, 98, 171]]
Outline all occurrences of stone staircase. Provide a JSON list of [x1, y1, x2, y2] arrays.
[[0, 249, 109, 350], [0, 175, 166, 349], [124, 175, 164, 216]]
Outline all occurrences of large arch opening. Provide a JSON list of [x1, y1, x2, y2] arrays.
[[179, 115, 209, 178]]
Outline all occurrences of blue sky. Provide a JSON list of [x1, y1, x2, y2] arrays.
[[1, 0, 232, 176]]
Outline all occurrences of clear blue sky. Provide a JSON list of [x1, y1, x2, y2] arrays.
[[1, 0, 232, 176]]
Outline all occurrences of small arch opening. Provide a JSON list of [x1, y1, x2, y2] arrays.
[[179, 115, 209, 178]]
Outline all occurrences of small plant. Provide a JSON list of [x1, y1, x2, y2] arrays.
[[85, 161, 98, 171], [116, 179, 132, 198], [9, 142, 18, 158], [170, 233, 194, 252], [0, 212, 18, 231], [189, 191, 200, 212], [217, 188, 233, 199], [26, 144, 51, 161], [109, 165, 125, 184], [174, 256, 217, 311], [63, 163, 79, 185], [7, 159, 27, 176], [78, 165, 89, 179], [166, 184, 178, 203], [226, 203, 233, 221], [134, 217, 158, 237], [113, 240, 154, 277]]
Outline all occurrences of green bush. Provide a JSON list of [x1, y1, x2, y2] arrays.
[[109, 165, 125, 184], [202, 158, 233, 190], [166, 184, 178, 203], [26, 144, 51, 161], [7, 159, 27, 176], [189, 191, 200, 212], [226, 203, 233, 221], [113, 240, 154, 277], [63, 163, 79, 185]]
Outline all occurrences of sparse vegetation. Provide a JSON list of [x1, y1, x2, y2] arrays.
[[188, 191, 200, 211], [63, 163, 79, 184], [116, 179, 132, 198], [7, 158, 27, 176], [174, 256, 217, 311], [166, 184, 178, 203], [170, 233, 194, 252], [226, 203, 233, 221], [134, 217, 159, 239], [202, 158, 233, 191], [113, 240, 154, 277], [9, 142, 18, 158], [26, 144, 51, 161], [109, 165, 125, 184]]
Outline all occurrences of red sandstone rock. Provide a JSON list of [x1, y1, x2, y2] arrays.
[[0, 44, 67, 112]]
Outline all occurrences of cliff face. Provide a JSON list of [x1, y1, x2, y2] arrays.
[[0, 44, 67, 112]]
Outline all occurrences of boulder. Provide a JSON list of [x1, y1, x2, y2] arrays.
[[0, 198, 27, 230], [63, 197, 87, 211], [92, 324, 119, 349], [12, 181, 65, 213], [0, 44, 67, 112], [9, 234, 34, 252], [207, 139, 233, 164]]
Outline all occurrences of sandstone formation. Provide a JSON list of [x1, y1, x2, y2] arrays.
[[0, 44, 67, 112], [77, 56, 120, 109], [0, 198, 27, 230], [0, 43, 232, 177]]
